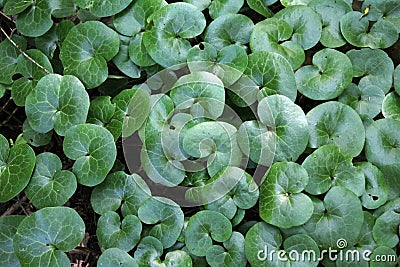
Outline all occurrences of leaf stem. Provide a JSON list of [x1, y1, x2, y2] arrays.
[[0, 26, 52, 74]]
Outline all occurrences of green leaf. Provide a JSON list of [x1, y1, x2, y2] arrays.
[[0, 215, 25, 267], [63, 124, 116, 186], [138, 197, 184, 249], [129, 33, 156, 67], [60, 21, 120, 88], [22, 120, 52, 147], [76, 0, 133, 17], [0, 134, 35, 202], [275, 6, 322, 50], [25, 152, 77, 208], [365, 118, 400, 167], [303, 186, 364, 249], [187, 43, 248, 86], [143, 3, 206, 68], [340, 11, 398, 49], [338, 82, 385, 118], [281, 0, 311, 6], [309, 0, 352, 48], [12, 49, 53, 106], [97, 211, 141, 251], [258, 94, 309, 162], [346, 48, 394, 94], [250, 18, 305, 70], [372, 210, 400, 248], [306, 101, 365, 157], [25, 74, 89, 136], [91, 171, 151, 216], [204, 14, 254, 50], [260, 162, 313, 228], [185, 210, 232, 256], [4, 0, 75, 37], [0, 35, 27, 85], [113, 35, 141, 79], [382, 92, 400, 120], [394, 64, 400, 95], [295, 49, 353, 100], [246, 0, 274, 17], [245, 51, 297, 101], [370, 246, 398, 267], [378, 164, 400, 200], [13, 207, 85, 267], [355, 162, 388, 209], [206, 231, 246, 267], [362, 0, 400, 32], [208, 0, 244, 19], [97, 248, 138, 267], [302, 145, 365, 196]]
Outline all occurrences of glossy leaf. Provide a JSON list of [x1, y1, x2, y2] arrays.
[[113, 35, 141, 79], [206, 231, 246, 267], [372, 210, 400, 248], [0, 36, 26, 85], [76, 0, 133, 17], [362, 0, 400, 32], [382, 92, 400, 120], [22, 120, 52, 147], [0, 215, 25, 267], [97, 248, 138, 267], [247, 0, 274, 17], [208, 0, 244, 19]]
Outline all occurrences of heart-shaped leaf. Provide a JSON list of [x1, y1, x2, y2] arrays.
[[142, 3, 206, 68], [60, 21, 120, 88], [138, 196, 184, 249], [63, 123, 116, 186], [97, 248, 138, 267], [208, 0, 244, 19], [382, 92, 400, 120], [303, 186, 364, 249], [275, 6, 322, 50], [76, 0, 133, 17], [302, 145, 365, 196], [13, 207, 85, 267], [260, 162, 313, 228], [306, 101, 365, 157], [365, 118, 400, 167], [295, 49, 353, 100], [185, 210, 232, 256], [372, 210, 400, 248], [25, 74, 89, 136], [250, 18, 305, 70], [340, 11, 399, 49], [91, 171, 151, 216], [0, 134, 35, 202], [25, 152, 77, 208], [0, 35, 27, 85], [0, 215, 25, 267], [97, 211, 141, 251], [204, 14, 254, 50], [206, 231, 246, 267]]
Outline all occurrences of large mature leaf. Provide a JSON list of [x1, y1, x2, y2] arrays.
[[76, 0, 132, 17], [0, 134, 35, 202], [362, 0, 400, 32], [346, 48, 394, 94], [4, 0, 75, 37], [365, 119, 400, 167], [260, 162, 313, 228], [372, 210, 400, 248], [275, 6, 322, 50], [309, 0, 352, 48], [382, 92, 400, 120], [143, 3, 206, 68], [303, 186, 364, 249], [63, 124, 116, 186], [208, 0, 244, 19], [250, 18, 305, 70], [13, 207, 85, 267], [60, 21, 120, 88], [0, 215, 25, 267], [138, 197, 184, 248], [25, 74, 89, 136], [0, 36, 27, 85], [26, 152, 77, 208], [302, 145, 365, 196], [185, 210, 232, 256], [296, 49, 353, 100], [340, 11, 398, 49], [91, 171, 151, 216], [306, 101, 365, 157], [97, 248, 138, 267], [204, 14, 254, 50], [97, 211, 141, 251], [206, 231, 246, 267]]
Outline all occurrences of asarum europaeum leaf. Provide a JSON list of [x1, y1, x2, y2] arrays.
[[0, 35, 27, 85], [382, 92, 400, 121], [97, 248, 138, 267], [0, 215, 25, 267], [362, 0, 400, 33], [76, 0, 133, 17]]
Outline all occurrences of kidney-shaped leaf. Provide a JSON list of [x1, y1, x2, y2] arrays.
[[97, 248, 138, 267], [25, 74, 89, 136], [306, 101, 365, 157], [26, 152, 77, 208], [0, 215, 25, 267], [63, 124, 116, 186], [13, 207, 85, 267], [0, 134, 35, 202], [60, 21, 120, 88], [260, 162, 313, 228]]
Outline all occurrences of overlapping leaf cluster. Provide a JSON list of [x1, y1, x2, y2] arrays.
[[0, 0, 400, 266]]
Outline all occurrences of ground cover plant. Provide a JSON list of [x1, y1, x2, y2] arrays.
[[0, 0, 400, 266]]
